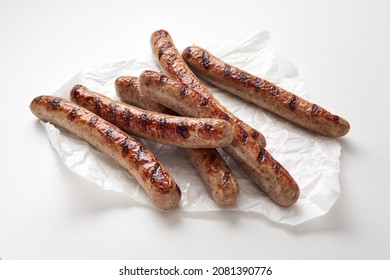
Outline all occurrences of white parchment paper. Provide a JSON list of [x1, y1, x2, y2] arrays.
[[42, 31, 341, 225]]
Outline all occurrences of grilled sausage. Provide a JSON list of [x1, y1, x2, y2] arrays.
[[182, 46, 350, 137], [183, 148, 239, 206], [138, 70, 300, 207], [70, 85, 234, 149], [115, 76, 175, 115], [30, 95, 181, 210], [150, 29, 267, 147], [115, 76, 239, 206]]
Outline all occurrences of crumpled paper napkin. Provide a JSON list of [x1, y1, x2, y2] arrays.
[[42, 31, 341, 225]]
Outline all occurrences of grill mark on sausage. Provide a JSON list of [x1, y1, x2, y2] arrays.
[[68, 107, 79, 120], [159, 117, 167, 129], [127, 78, 135, 87], [180, 84, 189, 97], [251, 130, 260, 140], [73, 84, 82, 91], [89, 116, 98, 127], [274, 162, 282, 174], [240, 129, 248, 143], [159, 74, 168, 84], [154, 30, 168, 43], [288, 96, 298, 111], [224, 64, 231, 79], [108, 103, 117, 122], [325, 113, 340, 123], [201, 51, 210, 69], [311, 104, 320, 116], [178, 68, 186, 78], [70, 85, 82, 100], [200, 97, 209, 106], [71, 85, 83, 100], [176, 121, 189, 139], [140, 113, 148, 130], [166, 53, 176, 67], [150, 163, 162, 183], [184, 46, 191, 57], [239, 72, 249, 84], [257, 147, 267, 164], [94, 96, 101, 114], [137, 146, 147, 162], [123, 109, 131, 126], [121, 137, 130, 158], [71, 90, 80, 101], [204, 120, 212, 133], [158, 42, 171, 59], [51, 97, 61, 110], [253, 78, 263, 91], [105, 127, 115, 140], [269, 86, 279, 97], [222, 113, 230, 121], [33, 96, 42, 103]]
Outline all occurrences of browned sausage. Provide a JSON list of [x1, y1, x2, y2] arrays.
[[182, 45, 350, 137], [70, 85, 234, 149], [115, 76, 239, 206], [150, 29, 267, 147], [115, 76, 175, 115], [30, 95, 181, 210], [138, 70, 300, 207]]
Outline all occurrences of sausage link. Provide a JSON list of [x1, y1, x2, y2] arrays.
[[138, 71, 300, 207], [30, 95, 181, 210], [70, 85, 233, 149], [182, 46, 350, 137], [183, 148, 239, 206], [115, 76, 239, 206], [115, 76, 175, 115], [150, 29, 267, 147]]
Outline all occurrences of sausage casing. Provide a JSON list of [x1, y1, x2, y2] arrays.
[[30, 95, 181, 210], [115, 76, 175, 115], [70, 85, 234, 149], [182, 45, 350, 137]]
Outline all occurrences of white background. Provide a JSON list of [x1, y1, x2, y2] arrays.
[[0, 0, 389, 259]]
